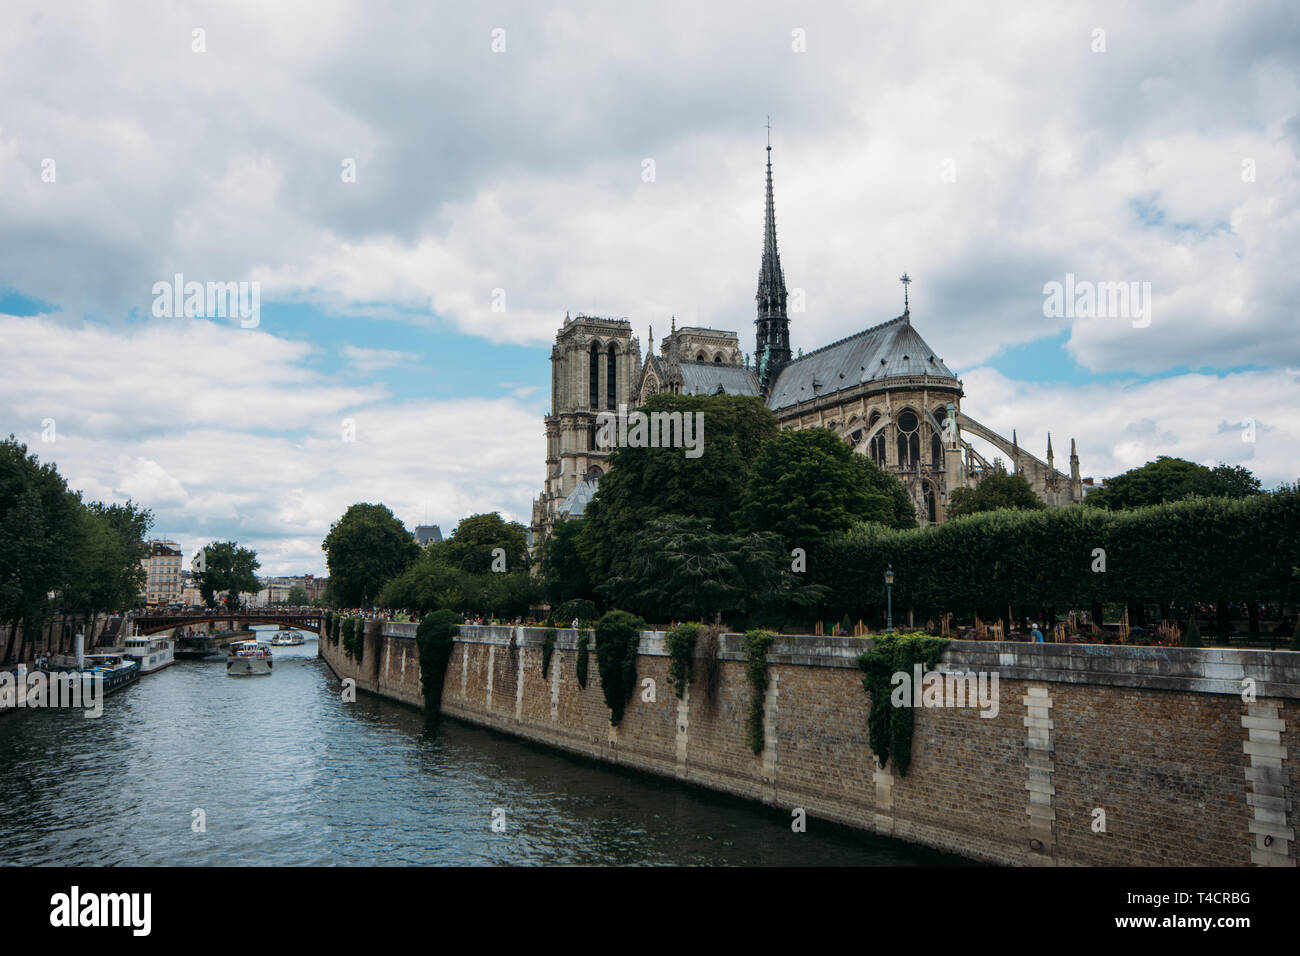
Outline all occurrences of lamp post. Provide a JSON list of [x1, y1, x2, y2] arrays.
[[885, 566, 895, 633]]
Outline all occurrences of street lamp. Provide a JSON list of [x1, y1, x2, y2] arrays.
[[884, 566, 895, 633]]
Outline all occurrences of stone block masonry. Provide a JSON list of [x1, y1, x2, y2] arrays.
[[319, 624, 1300, 867]]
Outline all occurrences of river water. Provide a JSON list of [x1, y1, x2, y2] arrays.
[[0, 630, 966, 866]]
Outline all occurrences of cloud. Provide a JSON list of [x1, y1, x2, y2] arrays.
[[0, 1, 1295, 374], [2, 315, 542, 575], [341, 345, 411, 375]]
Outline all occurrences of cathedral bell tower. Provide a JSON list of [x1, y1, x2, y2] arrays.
[[755, 125, 791, 394]]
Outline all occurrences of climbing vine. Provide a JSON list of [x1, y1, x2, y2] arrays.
[[594, 611, 645, 725], [696, 624, 722, 708], [415, 610, 460, 713], [341, 616, 360, 661], [743, 629, 776, 754], [856, 633, 949, 777], [665, 622, 700, 699], [575, 628, 590, 688], [541, 628, 557, 679]]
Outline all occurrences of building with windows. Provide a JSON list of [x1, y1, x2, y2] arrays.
[[530, 144, 1088, 551], [140, 539, 184, 606]]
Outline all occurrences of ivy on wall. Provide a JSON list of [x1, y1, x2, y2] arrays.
[[857, 633, 949, 777], [341, 616, 359, 660], [696, 624, 723, 708], [594, 610, 645, 726], [743, 629, 775, 754], [541, 628, 557, 678], [575, 628, 590, 688], [665, 623, 700, 699], [416, 610, 460, 713]]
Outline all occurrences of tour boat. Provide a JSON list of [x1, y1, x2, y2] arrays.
[[122, 633, 176, 674], [226, 640, 273, 676], [269, 630, 305, 646]]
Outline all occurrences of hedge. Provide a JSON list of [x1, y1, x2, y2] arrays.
[[811, 489, 1300, 625]]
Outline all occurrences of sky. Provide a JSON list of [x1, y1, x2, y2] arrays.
[[1, 0, 1298, 575]]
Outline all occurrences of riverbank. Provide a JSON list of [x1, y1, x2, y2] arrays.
[[319, 621, 1300, 867]]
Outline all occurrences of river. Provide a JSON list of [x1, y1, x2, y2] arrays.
[[0, 629, 968, 866]]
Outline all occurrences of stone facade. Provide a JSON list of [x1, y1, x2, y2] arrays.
[[321, 624, 1299, 867], [530, 314, 641, 539]]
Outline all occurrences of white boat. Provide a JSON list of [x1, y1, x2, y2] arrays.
[[226, 640, 273, 677], [269, 630, 305, 646], [78, 653, 142, 693], [122, 627, 176, 675]]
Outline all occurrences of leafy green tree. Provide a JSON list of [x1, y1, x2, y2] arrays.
[[1086, 456, 1262, 510], [739, 428, 895, 544], [858, 456, 918, 529], [0, 437, 84, 663], [539, 517, 594, 606], [443, 512, 529, 574], [322, 503, 420, 607], [64, 501, 152, 618], [605, 515, 823, 624], [946, 468, 1046, 518], [579, 393, 779, 587], [194, 541, 261, 610], [286, 584, 310, 605]]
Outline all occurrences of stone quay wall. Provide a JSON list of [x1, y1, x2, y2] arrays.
[[318, 622, 1300, 867]]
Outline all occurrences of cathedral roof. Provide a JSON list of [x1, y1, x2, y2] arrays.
[[676, 361, 760, 397], [556, 476, 598, 519], [765, 314, 958, 411]]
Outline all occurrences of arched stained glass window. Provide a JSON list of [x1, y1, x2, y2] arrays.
[[607, 344, 617, 409], [896, 409, 920, 469], [589, 342, 600, 409], [868, 411, 886, 466]]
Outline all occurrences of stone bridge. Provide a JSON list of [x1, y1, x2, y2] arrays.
[[127, 608, 326, 636]]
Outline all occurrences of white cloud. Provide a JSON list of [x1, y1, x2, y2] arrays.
[[2, 315, 542, 575]]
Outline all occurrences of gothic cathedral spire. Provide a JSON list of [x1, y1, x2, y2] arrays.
[[756, 122, 791, 394]]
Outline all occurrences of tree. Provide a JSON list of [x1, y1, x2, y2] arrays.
[[604, 515, 824, 624], [322, 503, 420, 607], [579, 393, 779, 587], [738, 428, 896, 544], [0, 437, 84, 663], [1086, 456, 1262, 510], [442, 512, 529, 574], [946, 469, 1046, 518], [286, 584, 310, 605], [539, 517, 594, 606], [857, 456, 918, 529], [64, 501, 152, 618], [194, 541, 261, 610]]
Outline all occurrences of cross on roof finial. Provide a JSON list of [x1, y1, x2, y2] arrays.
[[899, 272, 911, 312]]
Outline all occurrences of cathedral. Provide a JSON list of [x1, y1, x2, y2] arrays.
[[530, 144, 1087, 552]]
